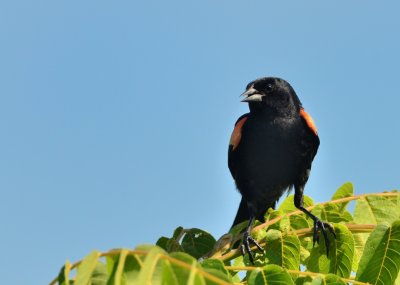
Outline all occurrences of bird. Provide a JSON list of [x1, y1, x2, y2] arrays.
[[228, 77, 335, 263]]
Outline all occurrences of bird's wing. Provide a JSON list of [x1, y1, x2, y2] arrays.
[[299, 108, 320, 162], [228, 113, 249, 179]]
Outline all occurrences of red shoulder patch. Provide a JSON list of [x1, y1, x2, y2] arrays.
[[300, 108, 318, 136], [229, 116, 248, 150]]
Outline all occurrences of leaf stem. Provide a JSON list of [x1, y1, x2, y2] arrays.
[[236, 192, 396, 257], [49, 249, 232, 285], [294, 223, 376, 238], [225, 266, 369, 285], [218, 223, 377, 262], [253, 192, 397, 232], [49, 192, 397, 285]]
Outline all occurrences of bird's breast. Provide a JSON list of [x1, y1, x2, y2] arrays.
[[235, 117, 302, 185]]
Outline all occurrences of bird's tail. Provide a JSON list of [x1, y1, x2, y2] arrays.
[[231, 198, 250, 228], [231, 198, 275, 229]]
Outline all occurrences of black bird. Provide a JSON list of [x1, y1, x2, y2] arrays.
[[228, 77, 335, 262]]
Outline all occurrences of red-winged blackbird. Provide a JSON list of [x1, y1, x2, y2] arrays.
[[228, 77, 335, 262]]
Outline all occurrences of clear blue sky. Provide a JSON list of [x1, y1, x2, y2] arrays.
[[1, 1, 399, 284]]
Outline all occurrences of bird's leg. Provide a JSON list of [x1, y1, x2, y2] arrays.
[[240, 215, 264, 264], [298, 206, 336, 255], [294, 188, 336, 255]]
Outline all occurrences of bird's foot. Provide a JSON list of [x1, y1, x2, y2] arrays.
[[240, 231, 264, 264], [311, 217, 336, 255]]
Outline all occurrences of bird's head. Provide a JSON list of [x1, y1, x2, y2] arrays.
[[241, 77, 302, 115]]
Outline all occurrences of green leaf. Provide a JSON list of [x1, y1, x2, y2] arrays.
[[264, 209, 291, 232], [356, 221, 400, 284], [112, 249, 128, 285], [106, 252, 143, 285], [395, 270, 400, 285], [312, 204, 352, 224], [160, 258, 180, 285], [57, 261, 72, 285], [123, 254, 143, 285], [354, 194, 400, 258], [288, 213, 311, 231], [354, 195, 400, 225], [247, 264, 294, 285], [307, 224, 354, 278], [300, 245, 311, 265], [169, 252, 206, 285], [324, 274, 347, 284], [264, 230, 300, 271], [228, 221, 247, 236], [91, 261, 108, 285], [173, 227, 185, 239], [331, 182, 354, 212], [156, 237, 170, 251], [278, 195, 314, 214], [75, 250, 100, 285], [201, 269, 232, 285], [295, 276, 311, 285], [201, 259, 231, 280], [289, 214, 313, 251], [199, 260, 233, 285], [330, 223, 355, 277], [157, 227, 186, 253], [204, 233, 233, 259], [296, 274, 347, 285], [181, 228, 216, 259], [352, 232, 366, 272], [105, 254, 120, 285], [231, 253, 245, 268], [157, 227, 216, 258], [136, 246, 167, 285]]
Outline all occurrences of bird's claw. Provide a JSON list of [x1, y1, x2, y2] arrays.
[[312, 218, 336, 255], [240, 231, 264, 264]]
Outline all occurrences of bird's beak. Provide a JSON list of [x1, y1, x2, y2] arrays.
[[240, 87, 264, 102]]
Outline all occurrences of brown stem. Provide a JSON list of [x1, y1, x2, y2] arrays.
[[49, 249, 232, 285], [218, 223, 377, 262], [253, 192, 397, 232], [218, 191, 398, 262], [225, 266, 369, 285]]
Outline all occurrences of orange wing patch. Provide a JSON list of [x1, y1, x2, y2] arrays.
[[229, 116, 248, 150], [300, 108, 318, 135]]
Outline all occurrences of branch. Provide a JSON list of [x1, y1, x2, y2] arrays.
[[216, 191, 397, 262], [218, 223, 377, 262], [49, 249, 232, 285], [253, 192, 397, 232], [225, 266, 369, 285]]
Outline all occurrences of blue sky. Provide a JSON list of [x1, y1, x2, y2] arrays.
[[1, 1, 399, 284]]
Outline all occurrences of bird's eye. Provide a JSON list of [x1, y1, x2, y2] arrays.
[[265, 84, 274, 93]]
